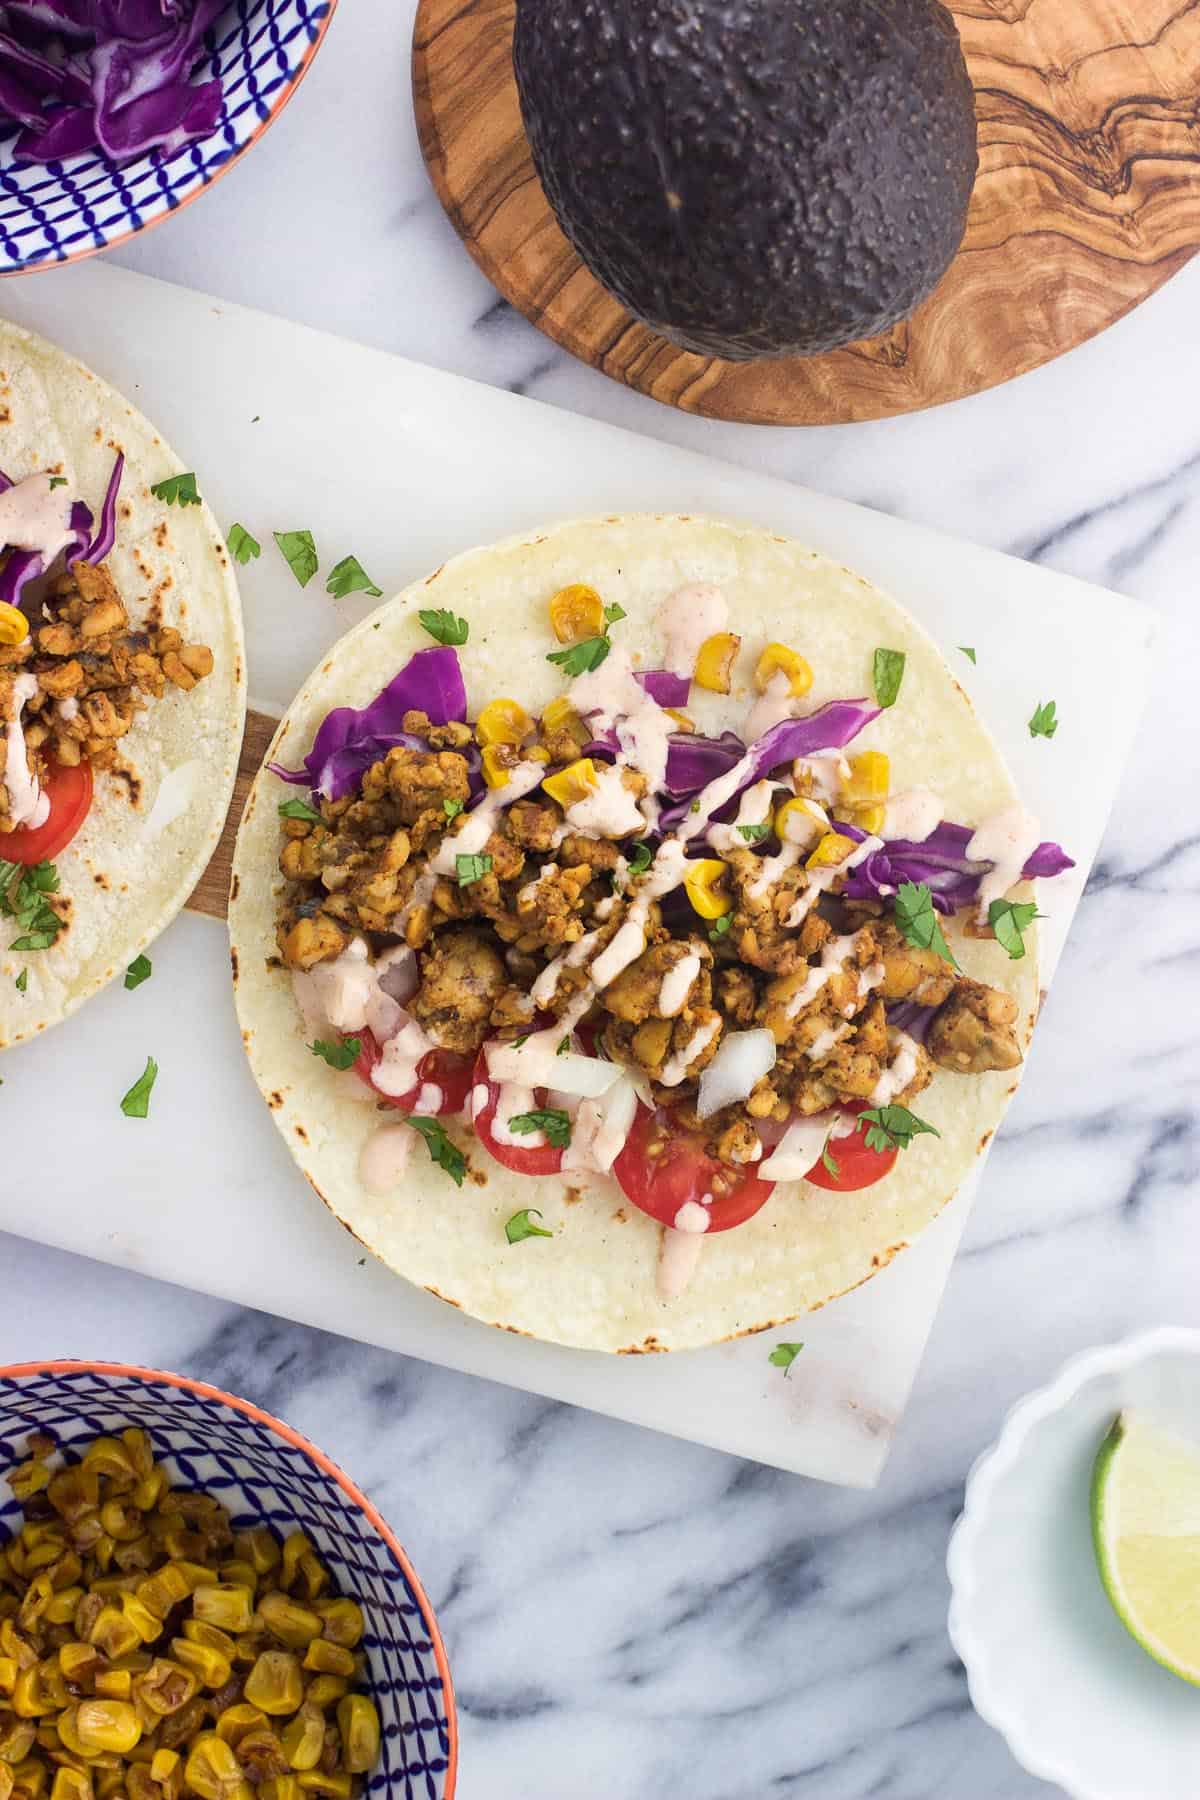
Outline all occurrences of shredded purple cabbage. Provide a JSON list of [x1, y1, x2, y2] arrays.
[[1, 0, 226, 167], [842, 820, 1075, 914], [885, 1001, 937, 1044], [269, 647, 470, 802], [0, 549, 43, 609], [636, 669, 690, 708], [662, 730, 745, 797]]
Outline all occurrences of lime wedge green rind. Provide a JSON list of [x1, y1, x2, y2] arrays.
[[1091, 1410, 1200, 1686]]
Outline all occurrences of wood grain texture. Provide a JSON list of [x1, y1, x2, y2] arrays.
[[413, 0, 1200, 425], [186, 706, 278, 922]]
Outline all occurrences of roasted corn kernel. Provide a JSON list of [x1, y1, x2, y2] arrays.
[[74, 1700, 141, 1755], [133, 1566, 190, 1621], [541, 757, 598, 809], [548, 583, 604, 643], [215, 1704, 268, 1750], [841, 751, 889, 806], [233, 1529, 280, 1577], [315, 1601, 363, 1650], [258, 1594, 322, 1652], [337, 1697, 381, 1775], [191, 1584, 254, 1636], [753, 642, 813, 698], [849, 803, 886, 834], [694, 632, 740, 694], [184, 1733, 243, 1800], [304, 1676, 349, 1710], [280, 1703, 325, 1772], [0, 597, 29, 648], [682, 859, 732, 920], [806, 831, 858, 870], [168, 1637, 230, 1691], [480, 743, 511, 790], [298, 1773, 352, 1798], [91, 1668, 130, 1702], [302, 1640, 354, 1679], [773, 796, 827, 848], [244, 1651, 304, 1717], [48, 1772, 90, 1800], [260, 1781, 302, 1800], [149, 1749, 179, 1785], [475, 698, 533, 748]]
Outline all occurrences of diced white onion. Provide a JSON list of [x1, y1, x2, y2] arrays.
[[485, 1032, 622, 1097], [696, 1028, 776, 1121], [759, 1115, 834, 1183]]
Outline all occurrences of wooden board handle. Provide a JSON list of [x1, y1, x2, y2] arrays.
[[186, 706, 279, 922]]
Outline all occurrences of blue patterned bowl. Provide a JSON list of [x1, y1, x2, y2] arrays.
[[0, 1359, 457, 1797], [0, 0, 336, 275]]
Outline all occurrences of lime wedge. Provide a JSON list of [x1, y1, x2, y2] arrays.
[[1091, 1411, 1200, 1683]]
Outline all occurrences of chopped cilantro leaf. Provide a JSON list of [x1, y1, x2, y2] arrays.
[[124, 955, 152, 991], [1, 859, 63, 952], [893, 881, 957, 968], [860, 1104, 940, 1154], [227, 523, 261, 564], [557, 1035, 570, 1054], [988, 897, 1040, 960], [443, 798, 464, 820], [457, 853, 492, 886], [403, 1116, 466, 1186], [959, 646, 977, 665], [547, 636, 611, 677], [626, 842, 653, 875], [48, 476, 67, 491], [279, 798, 321, 824], [508, 1108, 571, 1148], [820, 1145, 839, 1178], [273, 529, 319, 588], [768, 1342, 804, 1375], [418, 608, 469, 646], [120, 1056, 158, 1119], [505, 1208, 553, 1244], [14, 969, 26, 992], [1029, 700, 1058, 739], [737, 823, 770, 843], [873, 647, 906, 709], [150, 472, 200, 508], [709, 914, 732, 942], [603, 602, 627, 624], [308, 1037, 360, 1071], [327, 555, 383, 601]]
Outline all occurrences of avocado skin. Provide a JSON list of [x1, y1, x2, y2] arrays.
[[513, 0, 979, 362]]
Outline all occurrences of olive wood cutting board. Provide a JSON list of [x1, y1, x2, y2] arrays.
[[0, 263, 1154, 1486], [413, 0, 1200, 425], [187, 707, 278, 921]]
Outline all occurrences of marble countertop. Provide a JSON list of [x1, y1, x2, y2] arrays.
[[4, 4, 1198, 1793]]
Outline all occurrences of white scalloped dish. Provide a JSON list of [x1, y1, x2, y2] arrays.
[[948, 1329, 1200, 1799]]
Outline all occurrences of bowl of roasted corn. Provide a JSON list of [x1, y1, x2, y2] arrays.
[[0, 1362, 457, 1800]]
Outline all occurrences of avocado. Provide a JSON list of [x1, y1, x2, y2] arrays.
[[513, 0, 978, 362]]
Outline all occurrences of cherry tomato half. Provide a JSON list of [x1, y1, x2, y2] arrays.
[[354, 1028, 473, 1117], [469, 1044, 565, 1176], [2, 760, 93, 866], [612, 1102, 776, 1234], [804, 1106, 898, 1192]]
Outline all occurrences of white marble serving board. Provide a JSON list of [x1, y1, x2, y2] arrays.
[[0, 263, 1153, 1487]]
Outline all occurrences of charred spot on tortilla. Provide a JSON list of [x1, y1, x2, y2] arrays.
[[295, 1125, 309, 1143], [92, 872, 109, 889], [425, 1284, 463, 1309], [230, 946, 239, 981], [268, 1091, 283, 1109]]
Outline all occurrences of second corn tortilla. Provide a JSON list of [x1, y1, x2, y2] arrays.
[[230, 514, 1038, 1353]]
